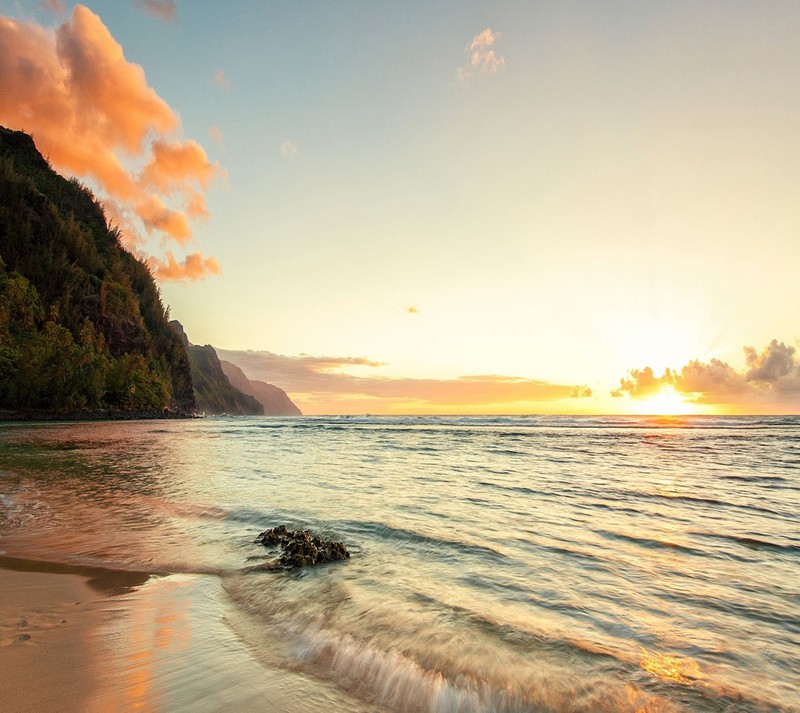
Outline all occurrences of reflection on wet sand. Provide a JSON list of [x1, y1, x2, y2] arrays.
[[0, 561, 385, 713]]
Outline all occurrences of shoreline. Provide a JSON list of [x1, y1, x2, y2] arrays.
[[0, 409, 196, 422], [0, 556, 382, 713]]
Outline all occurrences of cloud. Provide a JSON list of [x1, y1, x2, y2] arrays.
[[208, 126, 223, 145], [40, 0, 66, 15], [745, 339, 797, 385], [141, 138, 218, 191], [0, 6, 221, 281], [185, 189, 209, 219], [279, 139, 297, 158], [216, 349, 592, 414], [611, 366, 674, 399], [678, 358, 747, 396], [148, 251, 221, 281], [612, 340, 800, 409], [134, 0, 176, 22], [457, 28, 505, 84], [212, 69, 229, 90], [137, 195, 191, 242]]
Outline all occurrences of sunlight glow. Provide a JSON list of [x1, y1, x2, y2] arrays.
[[635, 386, 698, 416]]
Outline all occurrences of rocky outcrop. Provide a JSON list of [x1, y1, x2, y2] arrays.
[[255, 525, 350, 569], [220, 360, 302, 416]]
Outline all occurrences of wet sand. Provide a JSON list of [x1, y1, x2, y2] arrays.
[[0, 557, 383, 713], [0, 562, 105, 712]]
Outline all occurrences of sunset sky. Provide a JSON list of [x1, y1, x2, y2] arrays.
[[1, 1, 799, 414]]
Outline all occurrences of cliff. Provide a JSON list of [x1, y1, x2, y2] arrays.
[[220, 360, 302, 416], [186, 344, 264, 416], [0, 127, 195, 416]]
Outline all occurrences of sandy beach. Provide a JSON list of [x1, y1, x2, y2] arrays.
[[0, 557, 380, 713]]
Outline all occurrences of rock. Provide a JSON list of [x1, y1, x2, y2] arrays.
[[255, 525, 350, 569]]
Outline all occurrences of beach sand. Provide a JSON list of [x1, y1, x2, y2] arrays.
[[0, 562, 105, 712], [0, 557, 382, 713]]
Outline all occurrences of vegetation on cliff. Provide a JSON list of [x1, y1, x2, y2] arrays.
[[186, 344, 264, 416], [169, 321, 300, 416], [0, 127, 195, 415]]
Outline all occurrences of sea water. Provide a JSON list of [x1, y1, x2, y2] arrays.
[[0, 415, 798, 712]]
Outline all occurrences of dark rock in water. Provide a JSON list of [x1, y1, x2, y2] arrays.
[[255, 525, 350, 569]]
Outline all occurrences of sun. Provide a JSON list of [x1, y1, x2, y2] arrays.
[[636, 385, 698, 416]]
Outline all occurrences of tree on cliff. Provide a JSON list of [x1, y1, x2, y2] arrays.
[[0, 127, 195, 415]]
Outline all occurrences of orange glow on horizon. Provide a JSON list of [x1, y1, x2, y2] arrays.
[[630, 386, 704, 416]]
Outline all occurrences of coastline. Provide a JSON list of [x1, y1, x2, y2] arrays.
[[0, 557, 383, 713], [0, 409, 195, 422]]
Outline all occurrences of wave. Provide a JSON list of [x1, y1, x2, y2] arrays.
[[290, 624, 654, 713], [222, 568, 791, 713], [693, 531, 800, 555], [594, 529, 707, 557], [719, 474, 789, 483], [223, 573, 684, 713], [644, 492, 789, 519], [343, 520, 511, 564]]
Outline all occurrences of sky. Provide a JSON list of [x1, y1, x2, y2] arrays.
[[1, 0, 799, 414]]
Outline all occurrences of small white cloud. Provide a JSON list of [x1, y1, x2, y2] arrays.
[[279, 139, 297, 158]]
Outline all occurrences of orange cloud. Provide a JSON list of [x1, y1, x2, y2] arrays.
[[457, 28, 505, 84], [612, 339, 800, 411], [137, 195, 191, 242], [135, 0, 177, 22], [216, 349, 591, 415], [185, 190, 209, 219], [611, 366, 674, 399], [149, 251, 221, 282], [212, 69, 229, 90], [141, 139, 218, 191], [0, 5, 221, 281], [208, 126, 224, 145], [55, 7, 177, 152]]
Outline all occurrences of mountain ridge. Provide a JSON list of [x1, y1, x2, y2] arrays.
[[220, 359, 302, 416], [170, 321, 301, 416]]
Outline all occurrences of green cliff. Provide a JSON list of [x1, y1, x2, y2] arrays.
[[220, 359, 302, 416], [187, 345, 264, 416], [169, 321, 263, 415], [0, 127, 195, 417]]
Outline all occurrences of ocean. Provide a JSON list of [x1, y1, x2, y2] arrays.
[[0, 415, 798, 712]]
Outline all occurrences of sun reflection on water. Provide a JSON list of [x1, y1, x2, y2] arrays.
[[640, 649, 702, 685]]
